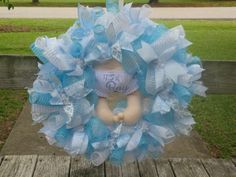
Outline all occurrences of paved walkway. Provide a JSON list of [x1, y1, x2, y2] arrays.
[[0, 101, 211, 158], [0, 7, 236, 19]]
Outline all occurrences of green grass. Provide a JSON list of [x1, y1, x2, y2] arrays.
[[159, 0, 236, 6], [156, 20, 236, 61], [1, 0, 236, 7], [0, 19, 235, 60], [0, 19, 75, 54], [190, 95, 236, 158], [0, 89, 28, 150], [0, 89, 27, 122]]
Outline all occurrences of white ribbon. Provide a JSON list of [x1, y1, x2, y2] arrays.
[[69, 131, 88, 155], [137, 41, 158, 64], [152, 96, 170, 114]]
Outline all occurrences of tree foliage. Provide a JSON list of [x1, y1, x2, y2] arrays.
[[0, 0, 14, 10]]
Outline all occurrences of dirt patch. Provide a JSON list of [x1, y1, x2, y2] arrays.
[[0, 25, 31, 32], [0, 25, 50, 33], [209, 145, 222, 158]]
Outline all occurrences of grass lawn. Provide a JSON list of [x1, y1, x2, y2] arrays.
[[0, 19, 236, 157], [1, 0, 236, 7], [0, 89, 28, 150], [159, 0, 236, 7], [190, 95, 236, 158], [0, 19, 236, 61]]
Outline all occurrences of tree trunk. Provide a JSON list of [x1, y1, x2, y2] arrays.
[[32, 0, 39, 3], [148, 0, 158, 3]]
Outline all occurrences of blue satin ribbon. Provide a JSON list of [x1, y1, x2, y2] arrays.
[[94, 24, 108, 43], [31, 43, 48, 64], [125, 121, 175, 151], [90, 123, 124, 165]]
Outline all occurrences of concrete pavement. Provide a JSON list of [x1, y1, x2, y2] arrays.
[[0, 7, 236, 19], [0, 101, 211, 158]]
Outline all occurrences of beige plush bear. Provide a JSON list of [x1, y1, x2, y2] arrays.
[[94, 59, 142, 125]]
